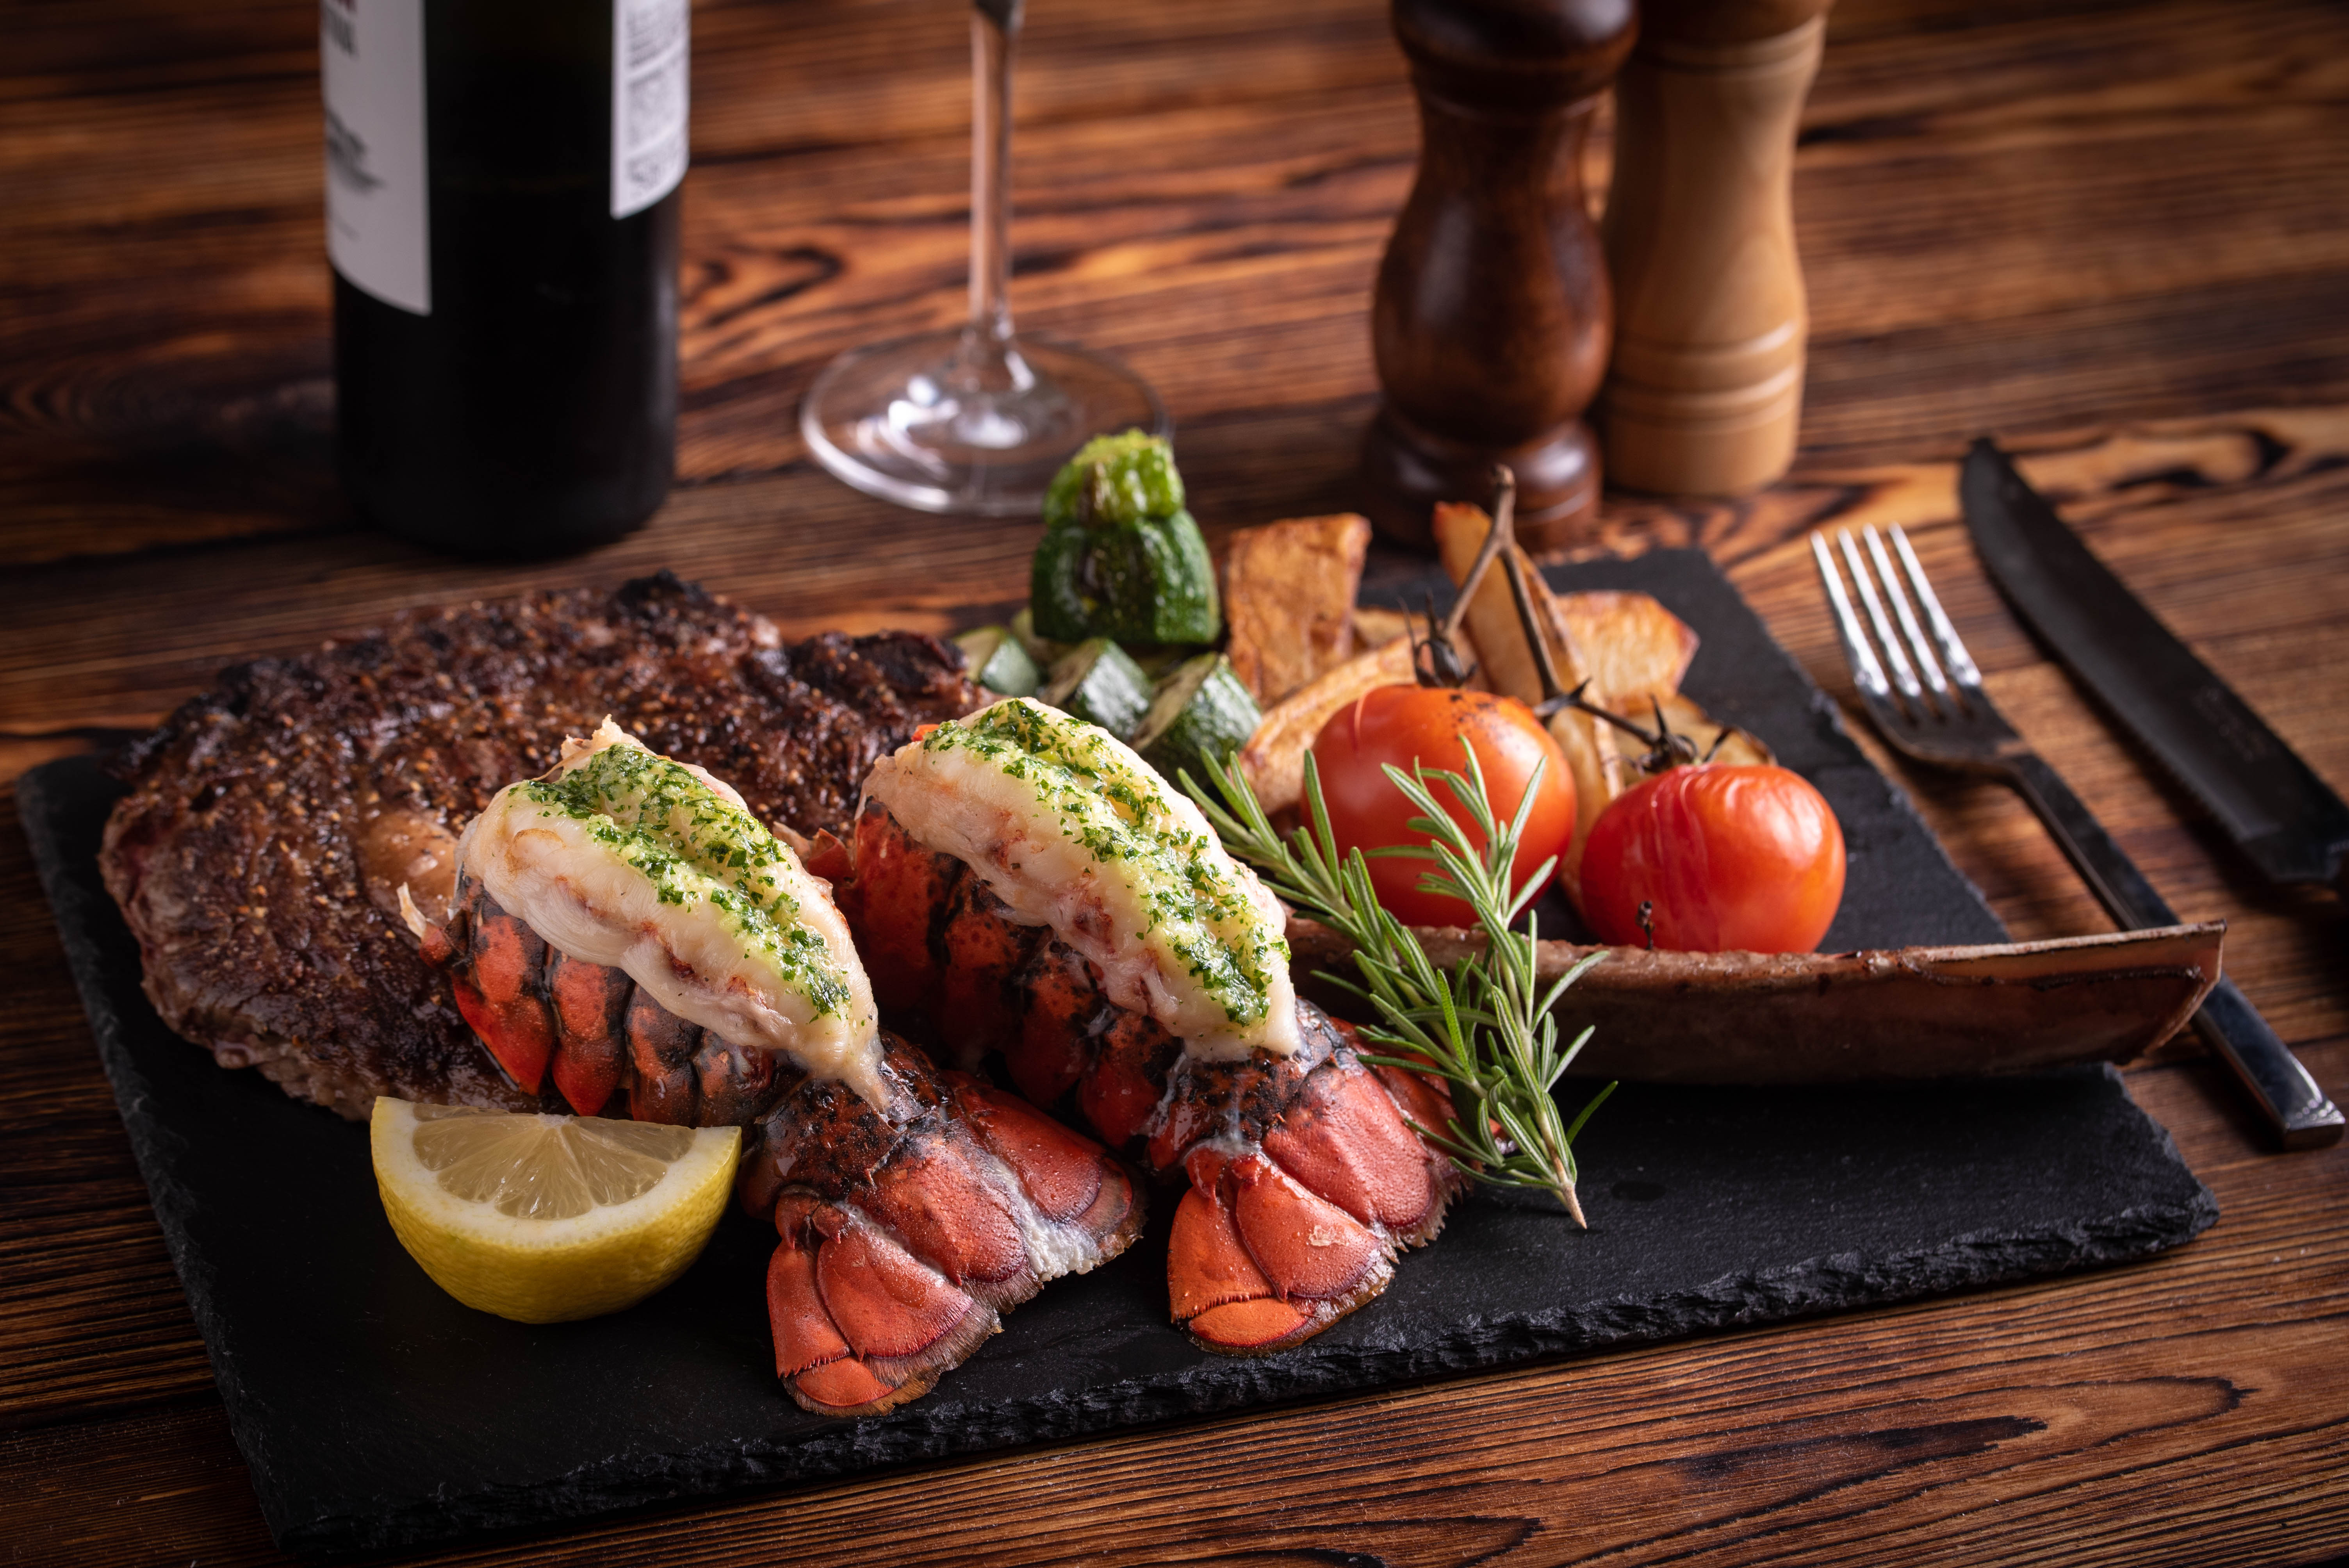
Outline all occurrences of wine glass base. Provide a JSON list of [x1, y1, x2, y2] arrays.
[[800, 329, 1167, 516]]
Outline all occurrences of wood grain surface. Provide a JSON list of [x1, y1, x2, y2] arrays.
[[4, 0, 2346, 1562]]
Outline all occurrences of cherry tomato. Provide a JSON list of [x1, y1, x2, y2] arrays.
[[1579, 764, 1845, 953], [1311, 686, 1576, 927]]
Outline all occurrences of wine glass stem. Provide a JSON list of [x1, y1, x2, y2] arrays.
[[968, 3, 1019, 350]]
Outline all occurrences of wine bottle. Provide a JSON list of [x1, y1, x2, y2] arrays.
[[323, 0, 686, 556]]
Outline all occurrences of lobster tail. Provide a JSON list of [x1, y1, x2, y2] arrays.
[[1154, 1008, 1463, 1352], [424, 875, 789, 1128], [836, 803, 1469, 1356], [740, 1034, 1144, 1417]]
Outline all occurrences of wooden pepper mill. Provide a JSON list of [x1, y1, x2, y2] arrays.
[[1600, 0, 1834, 495], [1360, 0, 1638, 552]]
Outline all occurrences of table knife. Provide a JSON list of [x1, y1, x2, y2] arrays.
[[1961, 437, 2344, 1149]]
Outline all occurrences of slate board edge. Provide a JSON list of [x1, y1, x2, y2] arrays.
[[19, 762, 383, 1554], [274, 1172, 2216, 1556], [16, 761, 273, 1515]]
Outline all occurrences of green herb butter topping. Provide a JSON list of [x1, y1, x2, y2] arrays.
[[458, 721, 883, 1106], [876, 698, 1296, 1057], [516, 743, 852, 1018]]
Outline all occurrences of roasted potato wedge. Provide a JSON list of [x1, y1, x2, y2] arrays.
[[1552, 591, 1697, 708], [1221, 513, 1371, 706], [1348, 605, 1412, 654], [1235, 634, 1418, 816]]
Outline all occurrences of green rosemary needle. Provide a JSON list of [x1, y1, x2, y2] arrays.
[[1185, 747, 1614, 1223]]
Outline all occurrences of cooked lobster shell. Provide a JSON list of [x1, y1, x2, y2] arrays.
[[421, 873, 786, 1126]]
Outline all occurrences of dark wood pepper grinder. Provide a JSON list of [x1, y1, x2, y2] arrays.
[[1360, 0, 1638, 552]]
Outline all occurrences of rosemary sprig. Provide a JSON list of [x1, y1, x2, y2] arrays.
[[1184, 748, 1614, 1223]]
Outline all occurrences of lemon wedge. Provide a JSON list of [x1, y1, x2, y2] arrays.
[[371, 1098, 740, 1324]]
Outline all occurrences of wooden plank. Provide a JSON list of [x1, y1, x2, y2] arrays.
[[9, 0, 2349, 562]]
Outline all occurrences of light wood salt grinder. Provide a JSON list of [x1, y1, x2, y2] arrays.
[[1600, 0, 1834, 495], [1359, 0, 1638, 552]]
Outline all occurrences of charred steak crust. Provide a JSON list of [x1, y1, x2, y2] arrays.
[[99, 572, 978, 1121]]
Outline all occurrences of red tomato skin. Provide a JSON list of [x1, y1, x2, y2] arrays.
[[1580, 765, 1846, 953], [1310, 687, 1576, 927]]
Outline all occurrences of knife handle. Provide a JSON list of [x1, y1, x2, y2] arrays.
[[2007, 753, 2344, 1150], [2192, 978, 2345, 1150]]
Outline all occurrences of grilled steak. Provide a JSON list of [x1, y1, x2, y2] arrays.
[[100, 572, 978, 1120]]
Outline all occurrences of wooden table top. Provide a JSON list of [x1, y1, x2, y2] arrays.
[[5, 0, 2345, 1561]]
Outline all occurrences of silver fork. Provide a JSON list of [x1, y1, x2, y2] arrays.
[[1814, 524, 2339, 1146]]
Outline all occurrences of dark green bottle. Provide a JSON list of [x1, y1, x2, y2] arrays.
[[325, 0, 684, 556]]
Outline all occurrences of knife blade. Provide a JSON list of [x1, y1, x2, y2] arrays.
[[1960, 437, 2349, 894], [1962, 436, 2343, 1149]]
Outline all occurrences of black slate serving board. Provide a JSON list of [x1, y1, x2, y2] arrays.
[[19, 551, 2215, 1556]]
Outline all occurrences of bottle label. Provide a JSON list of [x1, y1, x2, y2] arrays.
[[611, 0, 689, 219], [321, 0, 431, 316]]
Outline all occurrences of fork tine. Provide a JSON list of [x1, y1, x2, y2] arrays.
[[1862, 525, 1951, 702], [1887, 524, 1984, 689], [1837, 529, 1924, 704], [1809, 533, 1897, 710]]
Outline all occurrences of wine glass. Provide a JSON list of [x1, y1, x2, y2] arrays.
[[800, 0, 1165, 515]]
